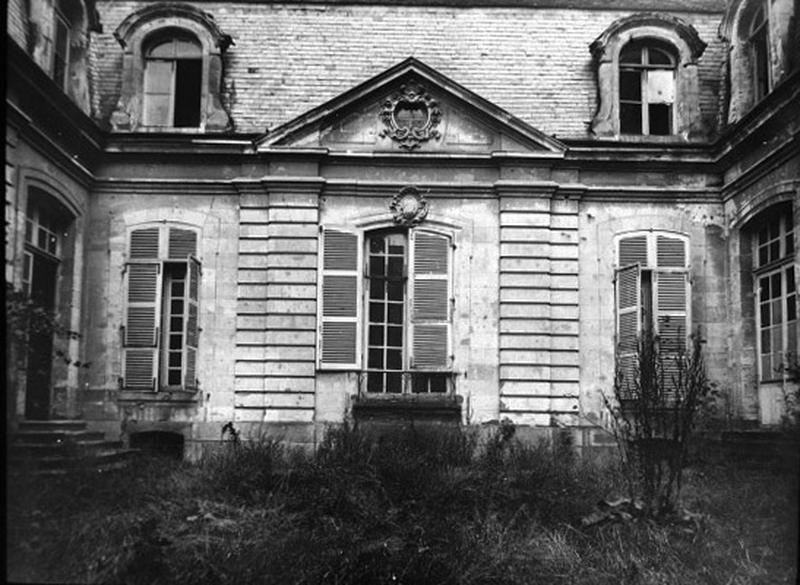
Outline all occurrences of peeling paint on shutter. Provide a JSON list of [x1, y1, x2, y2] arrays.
[[123, 260, 161, 390], [410, 231, 451, 370], [184, 257, 201, 389], [656, 235, 686, 268], [616, 264, 641, 395], [656, 270, 689, 396], [169, 228, 198, 259], [129, 227, 159, 259], [318, 228, 361, 369], [618, 235, 648, 267]]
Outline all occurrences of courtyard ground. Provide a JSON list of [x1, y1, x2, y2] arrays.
[[6, 425, 799, 585]]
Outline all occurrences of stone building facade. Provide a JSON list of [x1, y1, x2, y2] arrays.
[[6, 0, 799, 457]]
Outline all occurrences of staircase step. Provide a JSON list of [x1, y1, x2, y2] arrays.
[[11, 448, 140, 471], [10, 440, 124, 457], [11, 430, 106, 444], [18, 420, 87, 432]]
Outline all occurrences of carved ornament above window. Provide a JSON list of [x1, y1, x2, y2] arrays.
[[391, 186, 429, 226], [379, 83, 442, 150]]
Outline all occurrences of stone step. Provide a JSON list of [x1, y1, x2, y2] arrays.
[[10, 439, 124, 457], [11, 430, 106, 444], [10, 448, 140, 472], [18, 420, 87, 432]]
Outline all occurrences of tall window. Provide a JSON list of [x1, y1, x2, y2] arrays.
[[615, 232, 690, 393], [754, 206, 796, 381], [123, 225, 201, 391], [318, 227, 453, 394], [619, 40, 677, 135], [748, 3, 770, 102], [51, 3, 71, 91], [143, 34, 202, 128]]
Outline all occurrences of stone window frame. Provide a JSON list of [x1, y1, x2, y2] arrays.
[[111, 3, 233, 132], [722, 0, 796, 123], [590, 13, 707, 140], [28, 0, 96, 112]]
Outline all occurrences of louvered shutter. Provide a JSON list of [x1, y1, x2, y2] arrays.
[[168, 227, 198, 259], [615, 264, 641, 396], [410, 231, 451, 370], [618, 234, 649, 267], [655, 235, 689, 397], [318, 228, 362, 369], [123, 228, 162, 390], [184, 257, 201, 389]]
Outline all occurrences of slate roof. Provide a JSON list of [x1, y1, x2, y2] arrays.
[[92, 1, 727, 139]]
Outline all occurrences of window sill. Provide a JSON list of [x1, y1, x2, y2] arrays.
[[119, 390, 199, 404]]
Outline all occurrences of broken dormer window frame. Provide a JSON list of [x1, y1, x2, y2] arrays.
[[618, 40, 677, 136], [111, 3, 233, 132], [590, 13, 707, 140]]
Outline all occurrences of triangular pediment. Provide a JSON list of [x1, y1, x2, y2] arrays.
[[256, 57, 565, 155]]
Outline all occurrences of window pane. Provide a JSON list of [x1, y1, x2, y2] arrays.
[[369, 237, 385, 254], [772, 299, 782, 323], [648, 47, 674, 66], [761, 328, 771, 352], [388, 303, 403, 324], [620, 103, 642, 134], [369, 302, 384, 322], [620, 71, 641, 101], [171, 281, 184, 296], [387, 349, 402, 370], [170, 317, 183, 330], [369, 279, 385, 299], [367, 372, 383, 393], [169, 335, 182, 349], [788, 295, 797, 321], [171, 300, 183, 314], [760, 302, 770, 326], [787, 267, 795, 292], [369, 325, 384, 346], [368, 349, 383, 369], [387, 326, 402, 347], [429, 374, 447, 393], [388, 256, 403, 278], [648, 104, 671, 135], [771, 273, 782, 299], [370, 256, 385, 276], [386, 373, 402, 394], [169, 352, 182, 367], [168, 369, 182, 385], [620, 45, 641, 64], [174, 39, 202, 58], [387, 280, 403, 301], [646, 70, 675, 104]]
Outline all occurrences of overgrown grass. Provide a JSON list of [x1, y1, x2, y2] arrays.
[[6, 424, 798, 585]]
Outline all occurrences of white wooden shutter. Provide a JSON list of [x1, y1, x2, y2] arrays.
[[123, 228, 162, 390], [318, 228, 362, 369], [168, 227, 198, 259], [655, 235, 689, 396], [410, 231, 451, 370], [143, 60, 174, 126], [615, 264, 641, 395], [618, 234, 649, 267], [184, 257, 201, 389]]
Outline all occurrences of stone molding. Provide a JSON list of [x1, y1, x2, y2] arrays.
[[111, 2, 233, 132], [589, 12, 708, 140]]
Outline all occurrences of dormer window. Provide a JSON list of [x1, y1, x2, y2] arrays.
[[52, 2, 72, 91], [589, 13, 707, 140], [111, 3, 233, 132], [143, 34, 202, 128], [748, 4, 770, 103], [619, 41, 677, 136]]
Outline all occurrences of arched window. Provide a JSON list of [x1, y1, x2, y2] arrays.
[[318, 225, 454, 394], [589, 13, 706, 139], [112, 3, 233, 132], [747, 3, 770, 103], [143, 33, 203, 128], [619, 40, 677, 136], [749, 204, 796, 382]]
